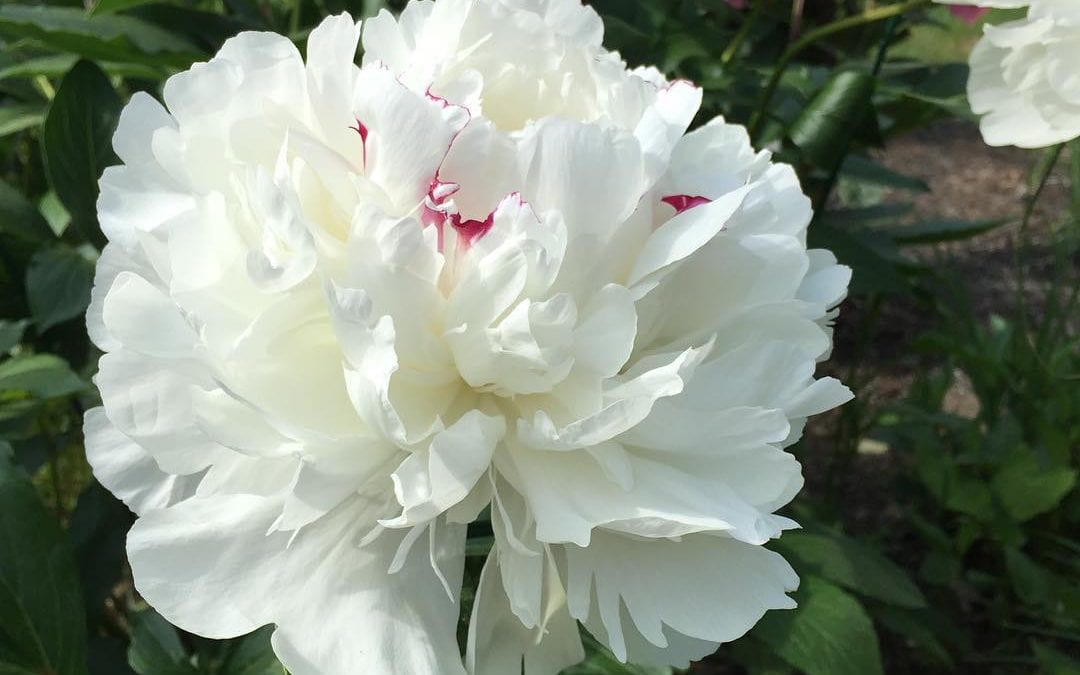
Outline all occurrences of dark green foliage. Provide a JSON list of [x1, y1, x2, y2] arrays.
[[40, 60, 121, 248], [0, 448, 88, 675]]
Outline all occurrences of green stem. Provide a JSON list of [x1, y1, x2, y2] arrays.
[[289, 0, 301, 36], [1021, 143, 1064, 235], [748, 0, 932, 143], [1012, 143, 1064, 352], [720, 1, 762, 66]]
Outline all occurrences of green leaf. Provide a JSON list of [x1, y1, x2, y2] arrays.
[[943, 475, 993, 519], [839, 155, 929, 193], [562, 632, 672, 675], [872, 607, 955, 669], [0, 353, 86, 399], [124, 5, 252, 54], [41, 60, 121, 248], [729, 636, 794, 675], [88, 636, 136, 675], [808, 222, 910, 295], [25, 246, 94, 331], [1004, 548, 1052, 606], [790, 70, 876, 170], [883, 218, 1010, 245], [1069, 138, 1080, 225], [0, 102, 43, 137], [753, 576, 884, 675], [0, 450, 88, 675], [0, 178, 53, 244], [0, 54, 163, 82], [772, 532, 926, 608], [216, 627, 284, 675], [128, 610, 197, 675], [992, 453, 1077, 523], [0, 321, 27, 354], [0, 5, 200, 66], [69, 483, 132, 621], [91, 0, 159, 15], [1032, 641, 1080, 675], [0, 54, 77, 81]]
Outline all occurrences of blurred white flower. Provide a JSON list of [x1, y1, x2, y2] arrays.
[[86, 1, 851, 673], [937, 0, 1080, 147]]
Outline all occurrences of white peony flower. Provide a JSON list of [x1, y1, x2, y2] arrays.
[[936, 0, 1080, 147], [85, 1, 852, 673]]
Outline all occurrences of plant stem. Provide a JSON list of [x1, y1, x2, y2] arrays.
[[748, 0, 932, 143], [1012, 143, 1064, 356], [289, 0, 302, 36], [720, 1, 762, 66]]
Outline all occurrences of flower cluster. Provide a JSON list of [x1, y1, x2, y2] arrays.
[[86, 0, 851, 672], [938, 0, 1080, 147]]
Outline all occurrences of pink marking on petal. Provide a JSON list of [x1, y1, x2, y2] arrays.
[[949, 5, 989, 23], [662, 194, 712, 213], [452, 212, 494, 245], [350, 118, 369, 169], [425, 87, 453, 108]]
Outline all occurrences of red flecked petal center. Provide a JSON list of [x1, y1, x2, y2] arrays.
[[661, 194, 711, 213]]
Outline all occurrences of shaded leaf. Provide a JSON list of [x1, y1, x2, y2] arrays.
[[884, 218, 1010, 245], [1032, 641, 1080, 675], [1004, 548, 1052, 606], [0, 449, 88, 675], [217, 627, 284, 675], [129, 610, 196, 675], [41, 60, 121, 248], [69, 483, 133, 622], [562, 632, 672, 675], [872, 606, 955, 669], [0, 178, 53, 244], [91, 0, 160, 15], [839, 155, 929, 193], [772, 531, 926, 608], [0, 321, 27, 353], [809, 222, 911, 295], [25, 246, 94, 331]]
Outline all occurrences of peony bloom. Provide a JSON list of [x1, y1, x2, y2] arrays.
[[937, 0, 1080, 147], [85, 1, 852, 673]]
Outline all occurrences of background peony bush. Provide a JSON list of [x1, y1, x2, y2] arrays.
[[0, 1, 1077, 674]]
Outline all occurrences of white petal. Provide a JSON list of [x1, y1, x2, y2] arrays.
[[563, 532, 798, 664], [128, 494, 467, 675], [467, 551, 584, 675], [101, 272, 195, 358], [628, 184, 754, 294], [82, 407, 196, 515], [384, 410, 505, 526]]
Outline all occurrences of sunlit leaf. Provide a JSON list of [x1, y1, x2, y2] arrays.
[[753, 576, 884, 675]]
